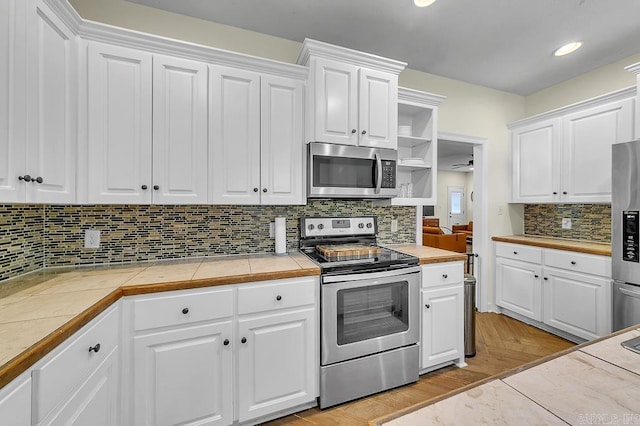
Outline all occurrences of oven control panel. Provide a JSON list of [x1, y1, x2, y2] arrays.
[[301, 217, 377, 238]]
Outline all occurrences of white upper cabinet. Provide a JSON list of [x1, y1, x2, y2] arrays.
[[87, 42, 153, 204], [298, 39, 405, 150], [0, 0, 77, 203], [210, 65, 305, 205], [509, 90, 635, 204], [152, 55, 208, 204], [86, 44, 208, 204]]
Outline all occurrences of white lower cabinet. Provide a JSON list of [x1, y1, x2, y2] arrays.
[[420, 262, 465, 371], [494, 242, 611, 341], [126, 277, 318, 426], [0, 371, 31, 426]]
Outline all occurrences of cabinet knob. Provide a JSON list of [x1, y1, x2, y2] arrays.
[[18, 174, 32, 182], [30, 176, 43, 184], [562, 191, 568, 195], [241, 337, 247, 344], [276, 295, 282, 301], [570, 261, 576, 265], [223, 339, 230, 346], [513, 251, 518, 255], [153, 185, 159, 190], [553, 191, 558, 195], [253, 187, 259, 192], [361, 130, 367, 135], [351, 129, 357, 134], [88, 343, 101, 353], [263, 188, 267, 193], [425, 304, 431, 309], [534, 274, 539, 278], [543, 277, 548, 281], [141, 185, 148, 190], [182, 307, 189, 315], [442, 274, 448, 279]]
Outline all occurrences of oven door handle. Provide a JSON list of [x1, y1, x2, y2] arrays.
[[374, 152, 382, 194], [323, 265, 421, 284]]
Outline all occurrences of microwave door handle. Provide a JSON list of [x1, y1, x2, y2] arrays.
[[375, 152, 382, 194]]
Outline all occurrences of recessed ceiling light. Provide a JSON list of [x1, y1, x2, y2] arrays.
[[414, 0, 437, 7], [554, 41, 583, 57]]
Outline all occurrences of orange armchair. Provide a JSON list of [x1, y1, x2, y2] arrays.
[[452, 221, 473, 237], [422, 226, 467, 253]]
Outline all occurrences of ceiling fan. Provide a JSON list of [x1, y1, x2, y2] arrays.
[[452, 156, 474, 169]]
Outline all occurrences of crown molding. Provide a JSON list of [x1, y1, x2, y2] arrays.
[[625, 62, 640, 75], [398, 87, 446, 107], [508, 86, 637, 129], [296, 38, 407, 75]]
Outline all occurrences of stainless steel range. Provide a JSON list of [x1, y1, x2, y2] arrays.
[[299, 216, 420, 409]]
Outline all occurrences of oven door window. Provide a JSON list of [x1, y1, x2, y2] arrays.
[[336, 281, 409, 345], [313, 155, 376, 188]]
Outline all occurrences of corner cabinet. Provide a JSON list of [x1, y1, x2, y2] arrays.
[[509, 90, 635, 204], [494, 241, 611, 342], [209, 66, 305, 205], [420, 262, 465, 372], [298, 38, 406, 150], [0, 0, 77, 204]]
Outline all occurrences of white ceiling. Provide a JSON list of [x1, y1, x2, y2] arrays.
[[127, 0, 640, 95], [437, 140, 473, 172]]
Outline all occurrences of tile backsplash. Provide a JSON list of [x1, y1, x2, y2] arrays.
[[524, 204, 611, 243], [1, 201, 415, 282]]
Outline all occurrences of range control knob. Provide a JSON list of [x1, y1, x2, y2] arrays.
[[358, 223, 365, 229], [366, 223, 373, 229], [307, 224, 315, 231], [317, 224, 324, 230]]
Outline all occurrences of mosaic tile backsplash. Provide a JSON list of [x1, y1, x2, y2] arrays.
[[524, 204, 611, 243], [0, 201, 415, 281]]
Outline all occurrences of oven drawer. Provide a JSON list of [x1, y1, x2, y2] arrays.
[[132, 287, 233, 331], [238, 277, 316, 315], [422, 262, 464, 288]]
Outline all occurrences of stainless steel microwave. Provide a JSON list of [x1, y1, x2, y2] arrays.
[[308, 142, 397, 199]]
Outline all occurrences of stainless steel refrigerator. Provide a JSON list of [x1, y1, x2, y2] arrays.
[[612, 139, 640, 331]]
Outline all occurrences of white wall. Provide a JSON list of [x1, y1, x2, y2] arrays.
[[436, 171, 473, 227]]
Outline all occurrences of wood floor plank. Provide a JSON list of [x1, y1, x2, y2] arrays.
[[260, 312, 575, 425]]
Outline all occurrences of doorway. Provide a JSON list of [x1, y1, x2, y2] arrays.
[[447, 186, 465, 229]]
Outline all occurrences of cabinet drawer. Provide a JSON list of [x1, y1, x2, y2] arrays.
[[544, 249, 611, 277], [32, 305, 119, 423], [133, 287, 233, 331], [495, 243, 542, 264], [422, 262, 464, 289], [238, 277, 316, 315]]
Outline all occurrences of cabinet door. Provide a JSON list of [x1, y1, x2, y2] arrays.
[[311, 58, 358, 146], [0, 0, 27, 202], [543, 268, 611, 340], [495, 257, 543, 321], [0, 373, 31, 426], [562, 98, 634, 203], [44, 346, 120, 426], [260, 75, 304, 205], [133, 322, 233, 426], [153, 55, 208, 204], [358, 68, 397, 149], [421, 285, 463, 369], [87, 42, 152, 203], [237, 308, 315, 423], [25, 0, 77, 203], [209, 65, 260, 204], [510, 118, 561, 203]]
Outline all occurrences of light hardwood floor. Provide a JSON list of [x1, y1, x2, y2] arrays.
[[262, 312, 575, 425]]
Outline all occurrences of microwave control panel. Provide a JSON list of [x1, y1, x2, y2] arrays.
[[381, 160, 396, 188], [623, 210, 639, 263]]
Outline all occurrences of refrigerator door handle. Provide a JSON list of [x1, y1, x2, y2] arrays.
[[620, 287, 640, 299]]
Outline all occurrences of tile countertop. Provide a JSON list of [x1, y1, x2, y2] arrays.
[[0, 244, 463, 390], [492, 235, 611, 256], [372, 326, 640, 425]]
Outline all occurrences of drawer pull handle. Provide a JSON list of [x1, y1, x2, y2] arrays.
[[88, 343, 101, 353], [570, 261, 576, 265], [513, 251, 518, 255], [534, 274, 539, 278], [182, 307, 189, 315], [276, 295, 282, 301], [543, 277, 548, 281], [442, 274, 448, 279], [223, 339, 230, 346], [241, 337, 247, 344], [425, 304, 431, 309]]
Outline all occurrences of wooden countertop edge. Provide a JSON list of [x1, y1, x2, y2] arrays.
[[368, 323, 640, 425], [491, 235, 611, 256], [419, 254, 467, 264], [0, 288, 123, 389]]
